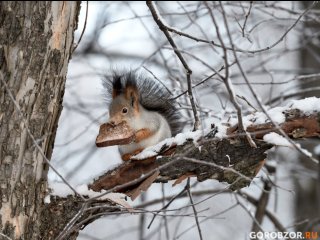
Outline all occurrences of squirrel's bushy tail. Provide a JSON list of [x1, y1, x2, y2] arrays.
[[103, 71, 184, 136]]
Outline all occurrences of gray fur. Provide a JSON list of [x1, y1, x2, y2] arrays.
[[103, 71, 184, 136]]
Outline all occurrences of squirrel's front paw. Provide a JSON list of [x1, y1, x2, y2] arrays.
[[121, 148, 144, 161], [134, 128, 152, 143]]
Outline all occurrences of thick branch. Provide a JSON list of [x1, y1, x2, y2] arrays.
[[48, 108, 319, 238], [90, 138, 270, 194], [90, 108, 319, 194], [41, 196, 121, 240]]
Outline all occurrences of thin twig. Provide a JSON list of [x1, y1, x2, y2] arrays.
[[205, 1, 257, 148], [55, 202, 89, 240], [136, 189, 229, 209], [266, 86, 320, 105], [241, 1, 253, 37], [142, 66, 173, 94], [239, 191, 290, 234], [234, 194, 265, 232], [251, 180, 272, 232], [125, 2, 173, 76], [147, 1, 200, 130], [143, 1, 315, 54], [147, 181, 190, 229], [139, 187, 290, 235], [186, 178, 203, 240], [220, 1, 318, 164], [73, 1, 88, 54], [237, 95, 258, 111], [139, 193, 146, 240], [161, 183, 170, 240], [175, 204, 237, 239]]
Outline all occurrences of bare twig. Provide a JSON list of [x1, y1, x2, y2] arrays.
[[266, 86, 320, 105], [205, 1, 257, 148], [144, 1, 315, 54], [56, 202, 89, 240], [139, 193, 146, 240], [73, 1, 88, 53], [234, 194, 265, 232], [147, 181, 190, 229], [220, 1, 318, 163], [138, 187, 290, 234], [161, 183, 170, 240], [239, 191, 290, 234], [237, 94, 258, 111], [241, 1, 253, 37], [186, 178, 203, 240], [147, 1, 200, 130], [175, 204, 237, 239], [251, 180, 272, 232]]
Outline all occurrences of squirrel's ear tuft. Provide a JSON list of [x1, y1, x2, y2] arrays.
[[124, 72, 139, 111], [112, 75, 122, 99], [125, 85, 139, 111]]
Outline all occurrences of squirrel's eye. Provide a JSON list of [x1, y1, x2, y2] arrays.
[[122, 107, 128, 114]]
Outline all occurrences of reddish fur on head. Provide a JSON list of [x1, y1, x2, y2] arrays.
[[125, 85, 139, 113], [108, 73, 141, 126]]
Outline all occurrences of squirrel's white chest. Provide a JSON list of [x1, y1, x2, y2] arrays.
[[119, 112, 171, 156]]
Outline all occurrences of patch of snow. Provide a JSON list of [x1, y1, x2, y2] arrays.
[[288, 97, 320, 114], [132, 130, 203, 160], [263, 132, 291, 147], [131, 148, 159, 160], [230, 97, 320, 129], [44, 195, 51, 204], [242, 117, 254, 129], [299, 147, 312, 157], [267, 107, 287, 123], [210, 120, 228, 138], [81, 161, 123, 185], [263, 133, 314, 158], [245, 106, 286, 126], [174, 131, 203, 145], [48, 182, 125, 199], [49, 182, 75, 198], [46, 182, 132, 209]]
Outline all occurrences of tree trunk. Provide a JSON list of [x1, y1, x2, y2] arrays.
[[0, 2, 80, 239]]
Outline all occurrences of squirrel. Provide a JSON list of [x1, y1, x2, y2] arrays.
[[103, 71, 183, 161]]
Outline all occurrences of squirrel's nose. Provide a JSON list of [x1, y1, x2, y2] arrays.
[[109, 120, 115, 126]]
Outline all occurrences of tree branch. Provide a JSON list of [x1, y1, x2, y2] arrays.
[[46, 101, 320, 239], [90, 108, 320, 195], [146, 1, 200, 130]]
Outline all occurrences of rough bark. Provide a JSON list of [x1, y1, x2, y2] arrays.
[[38, 109, 319, 239], [90, 109, 320, 195], [40, 196, 121, 240], [0, 2, 80, 239], [90, 139, 270, 194]]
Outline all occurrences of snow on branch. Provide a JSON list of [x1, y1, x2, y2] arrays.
[[89, 97, 320, 198], [48, 97, 319, 202], [45, 98, 320, 240]]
